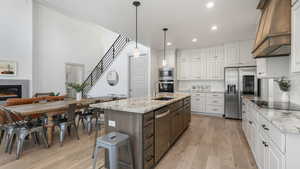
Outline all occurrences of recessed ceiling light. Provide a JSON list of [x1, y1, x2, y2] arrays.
[[192, 38, 198, 42], [206, 2, 215, 9], [211, 25, 218, 31], [167, 42, 172, 46]]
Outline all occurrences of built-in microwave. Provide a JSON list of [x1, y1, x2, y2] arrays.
[[159, 67, 174, 81]]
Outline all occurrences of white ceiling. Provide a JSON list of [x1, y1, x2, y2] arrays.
[[38, 0, 260, 50]]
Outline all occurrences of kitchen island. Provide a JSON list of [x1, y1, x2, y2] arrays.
[[91, 93, 191, 169]]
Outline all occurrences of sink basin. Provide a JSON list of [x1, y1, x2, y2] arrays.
[[153, 97, 174, 101]]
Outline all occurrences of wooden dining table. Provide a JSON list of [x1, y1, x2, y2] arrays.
[[4, 97, 117, 146]]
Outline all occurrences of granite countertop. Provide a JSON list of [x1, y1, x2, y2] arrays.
[[90, 93, 190, 114], [243, 97, 300, 134]]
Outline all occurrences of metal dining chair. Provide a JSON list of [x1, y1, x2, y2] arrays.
[[0, 105, 48, 159], [54, 104, 80, 146], [77, 107, 100, 135]]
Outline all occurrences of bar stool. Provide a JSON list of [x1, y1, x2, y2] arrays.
[[92, 132, 134, 169]]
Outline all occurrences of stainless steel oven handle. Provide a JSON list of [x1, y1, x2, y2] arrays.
[[155, 110, 170, 119]]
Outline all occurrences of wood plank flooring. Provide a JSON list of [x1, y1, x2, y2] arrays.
[[0, 115, 257, 169]]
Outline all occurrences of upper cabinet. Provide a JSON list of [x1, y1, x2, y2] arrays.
[[225, 42, 240, 67], [291, 0, 300, 72], [239, 40, 256, 66], [252, 0, 292, 58], [225, 40, 256, 67]]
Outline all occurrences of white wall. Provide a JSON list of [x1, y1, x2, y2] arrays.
[[150, 49, 159, 96], [88, 42, 151, 97], [0, 0, 33, 81], [33, 3, 118, 94]]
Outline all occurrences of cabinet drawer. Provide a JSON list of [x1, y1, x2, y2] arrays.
[[192, 93, 206, 97], [144, 136, 154, 150], [207, 93, 224, 98], [143, 122, 154, 139], [269, 122, 286, 153], [206, 97, 224, 105], [144, 146, 154, 169], [184, 97, 191, 105], [169, 101, 184, 111], [143, 112, 154, 127], [258, 113, 286, 153], [206, 104, 224, 114]]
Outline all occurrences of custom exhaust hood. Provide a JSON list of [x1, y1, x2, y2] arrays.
[[252, 0, 291, 58]]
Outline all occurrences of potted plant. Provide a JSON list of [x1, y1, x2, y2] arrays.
[[274, 77, 291, 102], [67, 83, 86, 101]]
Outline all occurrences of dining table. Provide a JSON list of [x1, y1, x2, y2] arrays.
[[4, 97, 121, 146]]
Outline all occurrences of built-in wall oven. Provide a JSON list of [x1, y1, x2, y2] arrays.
[[159, 67, 174, 93], [159, 67, 174, 81]]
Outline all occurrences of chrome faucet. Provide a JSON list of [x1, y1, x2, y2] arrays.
[[153, 81, 162, 97]]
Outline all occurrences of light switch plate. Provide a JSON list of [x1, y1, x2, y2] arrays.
[[108, 120, 116, 127]]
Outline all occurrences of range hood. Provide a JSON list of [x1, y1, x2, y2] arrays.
[[252, 0, 291, 58]]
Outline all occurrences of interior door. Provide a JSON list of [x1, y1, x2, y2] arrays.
[[65, 63, 84, 98], [129, 54, 149, 98]]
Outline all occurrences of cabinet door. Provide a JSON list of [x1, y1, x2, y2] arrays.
[[257, 131, 269, 169], [292, 2, 300, 72], [191, 96, 206, 112], [225, 42, 240, 67], [178, 56, 190, 80], [191, 56, 202, 79], [239, 40, 256, 66], [256, 58, 267, 78], [269, 143, 285, 169]]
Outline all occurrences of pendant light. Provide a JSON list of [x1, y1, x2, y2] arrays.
[[162, 28, 168, 67], [132, 1, 141, 57]]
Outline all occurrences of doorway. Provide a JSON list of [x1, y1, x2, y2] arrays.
[[129, 54, 149, 98], [65, 63, 85, 98]]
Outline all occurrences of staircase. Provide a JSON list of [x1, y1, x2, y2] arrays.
[[82, 34, 130, 97]]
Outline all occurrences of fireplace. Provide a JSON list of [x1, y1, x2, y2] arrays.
[[0, 85, 22, 101]]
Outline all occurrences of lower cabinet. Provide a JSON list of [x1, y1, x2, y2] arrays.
[[191, 92, 224, 115], [242, 99, 286, 169]]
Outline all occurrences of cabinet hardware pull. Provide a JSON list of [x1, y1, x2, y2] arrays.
[[262, 124, 269, 131], [155, 110, 170, 119], [249, 121, 253, 124]]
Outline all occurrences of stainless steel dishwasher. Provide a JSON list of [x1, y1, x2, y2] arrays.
[[155, 106, 171, 163]]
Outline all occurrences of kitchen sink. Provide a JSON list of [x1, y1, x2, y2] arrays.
[[153, 97, 174, 101]]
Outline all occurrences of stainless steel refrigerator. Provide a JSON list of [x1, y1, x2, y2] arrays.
[[224, 66, 259, 119]]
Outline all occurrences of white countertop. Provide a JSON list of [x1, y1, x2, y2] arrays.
[[243, 97, 300, 134], [90, 93, 190, 114]]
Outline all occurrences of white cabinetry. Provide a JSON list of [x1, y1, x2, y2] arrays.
[[256, 57, 290, 78], [224, 40, 256, 67], [225, 42, 240, 67], [241, 98, 300, 169], [191, 93, 206, 112], [291, 0, 300, 72], [207, 47, 224, 80], [178, 54, 190, 80], [178, 48, 223, 80], [256, 58, 267, 78], [191, 92, 224, 115], [239, 40, 256, 66]]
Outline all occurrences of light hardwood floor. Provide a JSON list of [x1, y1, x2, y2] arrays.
[[0, 115, 257, 169]]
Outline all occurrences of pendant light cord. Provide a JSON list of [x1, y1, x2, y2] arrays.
[[135, 4, 138, 49], [164, 30, 166, 61]]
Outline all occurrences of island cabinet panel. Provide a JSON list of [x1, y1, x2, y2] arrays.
[[104, 110, 144, 169], [143, 111, 155, 169], [103, 96, 191, 169]]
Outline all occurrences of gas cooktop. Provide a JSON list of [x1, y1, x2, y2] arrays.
[[251, 100, 300, 111]]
